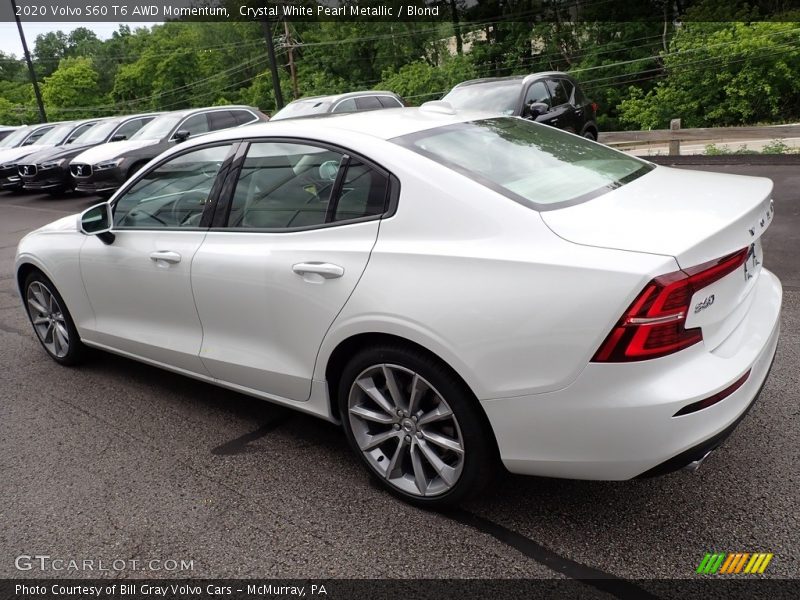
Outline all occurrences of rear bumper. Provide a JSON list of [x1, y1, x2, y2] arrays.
[[481, 269, 782, 480]]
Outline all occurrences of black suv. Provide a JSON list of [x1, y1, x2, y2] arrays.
[[69, 106, 267, 196], [442, 72, 598, 140], [18, 113, 160, 195], [270, 91, 405, 121]]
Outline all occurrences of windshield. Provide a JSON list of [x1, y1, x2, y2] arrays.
[[130, 114, 181, 140], [443, 82, 521, 115], [0, 127, 30, 148], [35, 124, 74, 146], [271, 100, 331, 121], [394, 118, 653, 209], [73, 120, 118, 144]]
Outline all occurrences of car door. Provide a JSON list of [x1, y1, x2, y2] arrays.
[[79, 142, 237, 374], [191, 139, 393, 401]]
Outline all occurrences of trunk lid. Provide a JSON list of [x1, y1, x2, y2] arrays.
[[541, 166, 775, 352]]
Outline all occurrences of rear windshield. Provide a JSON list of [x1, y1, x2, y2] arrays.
[[271, 100, 331, 121], [393, 118, 653, 209], [443, 82, 521, 115]]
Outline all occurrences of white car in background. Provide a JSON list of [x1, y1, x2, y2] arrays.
[[14, 105, 781, 507]]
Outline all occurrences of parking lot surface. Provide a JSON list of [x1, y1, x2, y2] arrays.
[[0, 164, 797, 585]]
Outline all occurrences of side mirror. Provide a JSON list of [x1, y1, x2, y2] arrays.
[[79, 202, 115, 245], [523, 102, 549, 120], [173, 130, 190, 143], [110, 134, 127, 142]]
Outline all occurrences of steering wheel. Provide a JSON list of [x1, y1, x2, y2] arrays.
[[170, 190, 208, 227]]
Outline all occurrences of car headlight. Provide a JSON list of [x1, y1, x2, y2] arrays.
[[40, 158, 66, 170], [95, 158, 123, 171]]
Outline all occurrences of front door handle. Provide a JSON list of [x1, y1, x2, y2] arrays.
[[149, 250, 182, 264], [292, 262, 344, 279]]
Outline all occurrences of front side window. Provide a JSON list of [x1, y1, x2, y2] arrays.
[[394, 117, 653, 209], [67, 123, 96, 144], [524, 81, 551, 108], [177, 113, 210, 138], [226, 141, 389, 230], [332, 98, 357, 113], [113, 144, 232, 229], [113, 118, 148, 140]]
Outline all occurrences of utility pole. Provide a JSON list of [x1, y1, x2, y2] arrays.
[[260, 18, 284, 111], [11, 0, 47, 122], [283, 19, 299, 100]]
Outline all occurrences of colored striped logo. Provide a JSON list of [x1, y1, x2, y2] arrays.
[[696, 552, 773, 574]]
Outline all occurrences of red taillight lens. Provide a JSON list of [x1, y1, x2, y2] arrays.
[[592, 248, 749, 362], [591, 102, 599, 114]]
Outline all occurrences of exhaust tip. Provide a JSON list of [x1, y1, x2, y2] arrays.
[[683, 449, 714, 473]]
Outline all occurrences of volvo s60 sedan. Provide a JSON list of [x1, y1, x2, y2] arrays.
[[14, 104, 782, 507]]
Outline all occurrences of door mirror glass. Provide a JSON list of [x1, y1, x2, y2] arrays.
[[80, 203, 114, 236]]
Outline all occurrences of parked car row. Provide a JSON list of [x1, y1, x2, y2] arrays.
[[0, 105, 266, 197], [0, 71, 597, 201]]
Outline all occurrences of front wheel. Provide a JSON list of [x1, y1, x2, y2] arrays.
[[583, 129, 598, 141], [23, 271, 86, 365], [339, 345, 495, 508]]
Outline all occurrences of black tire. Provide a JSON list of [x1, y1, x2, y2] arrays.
[[23, 271, 87, 366], [338, 344, 496, 509], [583, 129, 598, 141]]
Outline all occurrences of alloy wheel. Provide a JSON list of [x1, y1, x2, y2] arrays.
[[347, 363, 465, 497], [26, 281, 70, 358]]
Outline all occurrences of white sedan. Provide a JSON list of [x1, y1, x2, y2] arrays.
[[14, 105, 782, 507]]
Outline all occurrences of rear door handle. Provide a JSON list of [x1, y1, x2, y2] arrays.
[[292, 262, 344, 279], [149, 251, 182, 264]]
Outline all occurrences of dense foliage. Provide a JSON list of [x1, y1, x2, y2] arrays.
[[0, 0, 798, 130]]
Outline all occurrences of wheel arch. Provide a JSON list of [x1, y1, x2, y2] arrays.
[[323, 331, 501, 460], [16, 259, 51, 298]]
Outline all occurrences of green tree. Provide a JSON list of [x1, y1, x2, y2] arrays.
[[41, 57, 106, 119]]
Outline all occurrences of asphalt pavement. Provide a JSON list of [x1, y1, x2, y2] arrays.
[[0, 164, 797, 588]]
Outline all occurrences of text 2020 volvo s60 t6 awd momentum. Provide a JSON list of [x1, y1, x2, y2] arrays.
[[15, 104, 781, 507]]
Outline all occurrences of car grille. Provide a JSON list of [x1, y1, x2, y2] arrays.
[[71, 163, 92, 177], [18, 164, 36, 177]]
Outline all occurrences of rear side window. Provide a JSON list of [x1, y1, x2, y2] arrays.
[[355, 96, 382, 110], [225, 141, 390, 230], [232, 110, 258, 125], [208, 110, 237, 131], [546, 80, 569, 106], [394, 117, 652, 210], [559, 79, 576, 104], [179, 113, 210, 137], [334, 159, 389, 222], [378, 96, 403, 108]]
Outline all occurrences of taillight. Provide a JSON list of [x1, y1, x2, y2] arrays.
[[591, 102, 598, 114], [592, 248, 749, 362]]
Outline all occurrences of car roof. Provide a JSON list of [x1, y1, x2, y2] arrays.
[[168, 105, 260, 118], [452, 72, 573, 88], [285, 91, 401, 105], [186, 106, 497, 146]]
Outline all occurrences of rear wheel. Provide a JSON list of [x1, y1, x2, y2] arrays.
[[583, 129, 598, 141], [338, 344, 495, 508], [23, 271, 86, 365]]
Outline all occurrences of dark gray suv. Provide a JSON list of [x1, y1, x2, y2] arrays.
[[443, 72, 599, 140]]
